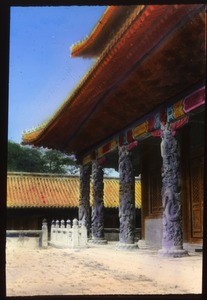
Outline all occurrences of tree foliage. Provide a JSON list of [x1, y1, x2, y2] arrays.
[[7, 140, 79, 174]]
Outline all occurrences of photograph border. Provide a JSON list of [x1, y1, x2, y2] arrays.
[[1, 0, 206, 299]]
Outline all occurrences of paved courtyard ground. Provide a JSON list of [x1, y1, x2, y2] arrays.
[[6, 241, 202, 297]]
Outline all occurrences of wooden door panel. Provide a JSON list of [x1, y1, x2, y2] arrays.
[[149, 168, 162, 215], [190, 155, 203, 239]]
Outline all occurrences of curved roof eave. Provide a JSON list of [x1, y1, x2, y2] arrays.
[[70, 5, 139, 58], [22, 4, 205, 156], [22, 5, 145, 148]]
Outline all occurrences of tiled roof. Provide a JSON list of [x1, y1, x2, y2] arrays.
[[7, 172, 141, 209], [70, 6, 140, 58], [22, 5, 204, 157]]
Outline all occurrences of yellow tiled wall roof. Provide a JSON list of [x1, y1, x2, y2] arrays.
[[7, 172, 141, 209]]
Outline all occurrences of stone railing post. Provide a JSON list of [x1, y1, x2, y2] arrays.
[[66, 219, 71, 228], [55, 220, 60, 242], [72, 218, 79, 248], [79, 223, 88, 247], [51, 220, 55, 242], [158, 123, 188, 257], [66, 219, 72, 246], [42, 219, 48, 249], [60, 219, 65, 244]]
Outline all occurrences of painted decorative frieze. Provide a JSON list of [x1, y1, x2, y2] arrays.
[[83, 154, 92, 166], [97, 139, 117, 159], [132, 121, 148, 139], [82, 86, 205, 167], [183, 86, 205, 113]]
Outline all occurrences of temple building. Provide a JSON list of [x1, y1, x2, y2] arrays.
[[22, 5, 205, 256], [7, 172, 141, 237]]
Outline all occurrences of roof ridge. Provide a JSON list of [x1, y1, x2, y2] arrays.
[[7, 172, 79, 178], [7, 172, 141, 180]]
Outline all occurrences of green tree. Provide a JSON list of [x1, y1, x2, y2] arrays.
[[42, 149, 78, 174], [7, 141, 45, 172], [7, 140, 79, 174]]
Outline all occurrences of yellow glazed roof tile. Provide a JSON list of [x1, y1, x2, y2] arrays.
[[7, 172, 141, 209]]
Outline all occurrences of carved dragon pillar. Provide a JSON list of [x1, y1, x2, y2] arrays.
[[79, 165, 91, 237], [90, 160, 107, 244], [158, 123, 188, 257], [117, 144, 138, 250]]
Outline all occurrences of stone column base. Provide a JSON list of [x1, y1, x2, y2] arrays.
[[158, 248, 189, 258], [89, 238, 108, 244], [116, 242, 139, 250]]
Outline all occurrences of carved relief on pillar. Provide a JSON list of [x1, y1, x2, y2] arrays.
[[159, 123, 188, 257], [118, 145, 136, 246], [79, 165, 91, 236], [91, 160, 106, 242]]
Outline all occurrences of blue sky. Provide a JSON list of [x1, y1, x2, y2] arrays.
[[9, 6, 106, 143]]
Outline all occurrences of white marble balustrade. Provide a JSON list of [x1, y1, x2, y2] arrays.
[[49, 218, 87, 248]]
